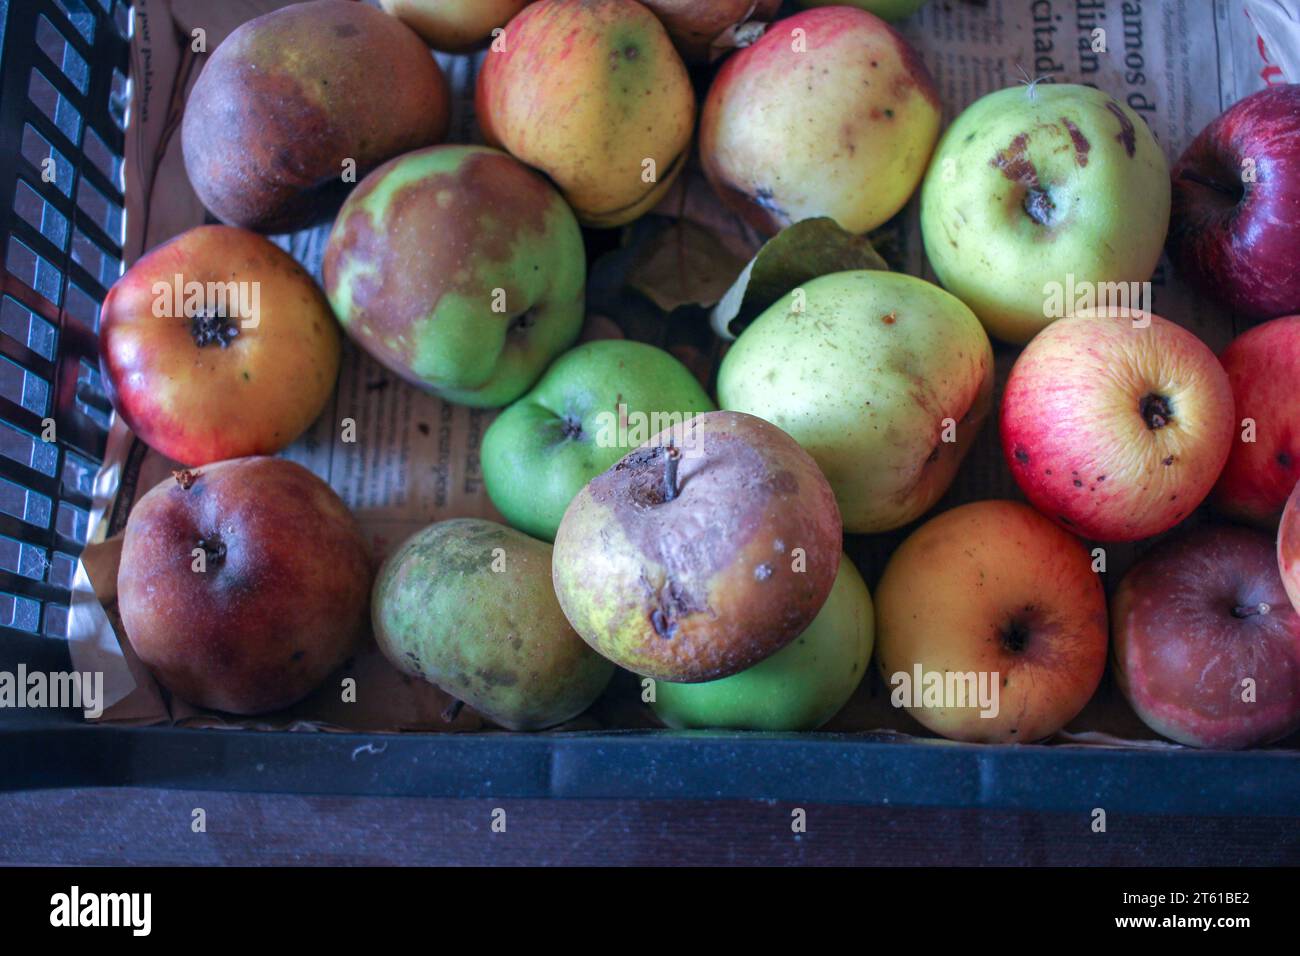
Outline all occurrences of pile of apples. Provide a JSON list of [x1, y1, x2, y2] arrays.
[[102, 0, 1300, 749]]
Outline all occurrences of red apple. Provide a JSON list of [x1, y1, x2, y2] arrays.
[[1113, 524, 1300, 749], [1167, 84, 1300, 320], [1211, 315, 1300, 525], [1001, 310, 1235, 541], [1281, 480, 1300, 615], [100, 225, 341, 466], [118, 457, 372, 715], [873, 500, 1108, 744]]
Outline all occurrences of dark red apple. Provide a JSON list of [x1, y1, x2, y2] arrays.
[[1211, 315, 1300, 524], [1112, 524, 1300, 749], [118, 457, 372, 715], [1167, 84, 1300, 320]]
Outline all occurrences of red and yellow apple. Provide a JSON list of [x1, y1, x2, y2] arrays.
[[1002, 310, 1234, 541], [1211, 315, 1300, 525], [379, 0, 533, 52], [1281, 481, 1300, 616], [639, 0, 781, 62], [476, 0, 694, 227], [99, 225, 341, 466], [700, 5, 940, 235], [1114, 524, 1300, 749], [874, 500, 1109, 743], [118, 457, 372, 715]]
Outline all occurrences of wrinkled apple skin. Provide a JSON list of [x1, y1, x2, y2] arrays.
[[323, 145, 585, 407], [1282, 482, 1300, 615], [552, 411, 842, 682], [652, 553, 873, 731], [118, 458, 371, 715], [1002, 311, 1234, 542], [700, 6, 939, 236], [476, 0, 694, 227], [639, 0, 781, 62], [99, 225, 341, 467], [1114, 524, 1300, 749], [718, 271, 993, 534], [379, 0, 532, 52], [1212, 316, 1300, 525], [482, 340, 714, 541], [1168, 85, 1300, 321], [373, 519, 613, 731], [874, 501, 1109, 744], [920, 84, 1170, 344], [182, 0, 450, 232]]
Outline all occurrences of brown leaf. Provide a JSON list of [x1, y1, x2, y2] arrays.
[[627, 220, 748, 314]]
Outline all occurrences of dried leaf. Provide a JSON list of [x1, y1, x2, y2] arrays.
[[710, 218, 890, 340], [627, 219, 748, 314]]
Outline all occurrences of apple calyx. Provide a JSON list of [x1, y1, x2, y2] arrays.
[[172, 469, 201, 490], [190, 309, 240, 349], [509, 308, 537, 335], [560, 414, 584, 441], [1232, 602, 1272, 619], [1023, 187, 1056, 226], [196, 533, 226, 568], [1139, 392, 1173, 430], [1001, 618, 1031, 654]]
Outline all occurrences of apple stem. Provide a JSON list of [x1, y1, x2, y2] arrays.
[[1232, 603, 1271, 618], [662, 444, 681, 502]]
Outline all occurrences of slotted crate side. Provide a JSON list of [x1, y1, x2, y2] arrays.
[[0, 0, 129, 716]]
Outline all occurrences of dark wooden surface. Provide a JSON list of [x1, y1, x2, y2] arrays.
[[1, 788, 1296, 866]]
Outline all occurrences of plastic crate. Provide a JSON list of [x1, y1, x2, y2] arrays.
[[0, 0, 1297, 822]]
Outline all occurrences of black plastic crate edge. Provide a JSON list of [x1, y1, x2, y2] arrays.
[[3, 725, 1299, 816]]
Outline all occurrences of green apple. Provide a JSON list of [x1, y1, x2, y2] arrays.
[[322, 144, 586, 407], [795, 0, 929, 21], [717, 270, 993, 534], [919, 83, 1171, 344], [482, 339, 715, 541], [652, 553, 873, 731]]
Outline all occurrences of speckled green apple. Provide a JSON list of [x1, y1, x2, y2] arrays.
[[482, 339, 714, 541], [372, 518, 614, 731], [552, 411, 843, 682], [717, 271, 994, 534], [920, 83, 1171, 344], [322, 145, 585, 407], [652, 553, 873, 731]]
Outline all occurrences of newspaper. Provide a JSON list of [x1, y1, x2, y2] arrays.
[[69, 0, 1299, 741]]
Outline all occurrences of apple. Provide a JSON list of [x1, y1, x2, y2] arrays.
[[652, 552, 872, 731], [182, 0, 450, 232], [1167, 84, 1300, 321], [920, 83, 1171, 344], [1281, 481, 1300, 615], [482, 339, 714, 541], [874, 500, 1108, 744], [1113, 524, 1300, 749], [795, 0, 929, 21], [1002, 310, 1235, 542], [378, 0, 532, 52], [99, 225, 341, 467], [639, 0, 781, 62], [700, 6, 940, 236], [476, 0, 694, 227], [717, 270, 994, 534], [1211, 315, 1300, 525], [118, 458, 372, 715], [552, 411, 842, 682], [373, 518, 614, 730], [322, 145, 585, 408]]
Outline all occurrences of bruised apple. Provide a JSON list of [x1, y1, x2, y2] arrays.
[[183, 0, 450, 231], [477, 0, 694, 226], [552, 411, 842, 682], [118, 458, 372, 715], [700, 6, 940, 235], [1114, 524, 1300, 749], [99, 225, 341, 466]]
